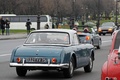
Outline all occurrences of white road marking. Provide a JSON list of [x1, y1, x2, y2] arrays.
[[102, 40, 111, 43], [0, 54, 11, 57]]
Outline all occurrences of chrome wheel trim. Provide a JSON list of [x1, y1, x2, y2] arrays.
[[70, 61, 73, 75], [89, 58, 93, 69]]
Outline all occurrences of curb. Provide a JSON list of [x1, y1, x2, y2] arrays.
[[0, 36, 27, 40], [0, 34, 27, 40]]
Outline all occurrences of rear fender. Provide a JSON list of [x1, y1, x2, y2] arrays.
[[90, 49, 95, 61], [101, 61, 108, 80], [10, 46, 20, 62]]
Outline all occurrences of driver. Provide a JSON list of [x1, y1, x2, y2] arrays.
[[83, 27, 89, 33]]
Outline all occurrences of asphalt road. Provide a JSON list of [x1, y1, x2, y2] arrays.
[[0, 35, 111, 80]]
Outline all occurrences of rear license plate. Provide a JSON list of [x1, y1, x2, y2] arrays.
[[26, 57, 47, 63]]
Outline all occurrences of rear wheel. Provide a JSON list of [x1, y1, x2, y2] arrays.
[[96, 39, 101, 49], [99, 33, 101, 36], [84, 56, 93, 72], [103, 33, 106, 36], [111, 33, 113, 35], [63, 57, 74, 78], [90, 40, 94, 45], [16, 67, 27, 77]]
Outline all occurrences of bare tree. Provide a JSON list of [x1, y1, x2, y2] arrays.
[[0, 0, 115, 21]]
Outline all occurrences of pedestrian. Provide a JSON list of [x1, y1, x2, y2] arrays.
[[25, 19, 32, 35], [83, 26, 90, 33], [52, 23, 55, 29], [5, 18, 10, 35], [72, 25, 78, 32], [44, 24, 49, 29], [69, 18, 74, 29], [56, 20, 59, 28], [1, 17, 5, 35]]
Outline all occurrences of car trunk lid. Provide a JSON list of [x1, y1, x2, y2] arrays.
[[15, 46, 63, 57]]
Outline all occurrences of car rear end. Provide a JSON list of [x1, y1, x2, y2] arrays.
[[10, 46, 70, 70], [101, 30, 120, 80], [101, 49, 120, 80], [77, 33, 91, 44]]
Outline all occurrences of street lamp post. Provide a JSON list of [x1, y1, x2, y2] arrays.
[[97, 0, 100, 32], [73, 0, 75, 18], [37, 0, 40, 30], [71, 0, 76, 29], [115, 0, 119, 27], [85, 7, 88, 22]]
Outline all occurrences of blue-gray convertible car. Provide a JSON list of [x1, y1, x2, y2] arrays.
[[9, 29, 95, 78], [77, 28, 102, 49]]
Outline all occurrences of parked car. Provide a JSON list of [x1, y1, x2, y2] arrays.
[[101, 30, 120, 80], [77, 28, 102, 49], [9, 29, 95, 78], [98, 22, 117, 35]]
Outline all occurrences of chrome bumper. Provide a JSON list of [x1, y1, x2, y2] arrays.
[[10, 63, 69, 68]]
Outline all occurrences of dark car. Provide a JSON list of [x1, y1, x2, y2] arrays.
[[77, 28, 102, 49], [101, 30, 120, 80], [98, 22, 117, 35], [9, 29, 95, 78]]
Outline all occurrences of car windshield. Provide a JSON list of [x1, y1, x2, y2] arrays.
[[25, 32, 70, 45], [101, 22, 114, 27]]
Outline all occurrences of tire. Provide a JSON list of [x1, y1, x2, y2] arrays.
[[90, 40, 94, 45], [111, 33, 113, 35], [103, 33, 106, 36], [84, 56, 93, 72], [16, 67, 27, 77], [63, 57, 75, 78], [96, 39, 101, 49]]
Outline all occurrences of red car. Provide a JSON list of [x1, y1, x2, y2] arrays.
[[101, 30, 120, 80]]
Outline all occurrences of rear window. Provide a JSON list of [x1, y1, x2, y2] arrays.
[[25, 32, 70, 45], [114, 31, 120, 49], [78, 35, 86, 42]]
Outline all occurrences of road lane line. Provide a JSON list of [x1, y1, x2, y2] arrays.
[[0, 54, 11, 57], [102, 40, 111, 43]]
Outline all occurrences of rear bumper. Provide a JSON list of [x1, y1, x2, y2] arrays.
[[99, 31, 113, 34], [9, 63, 69, 68]]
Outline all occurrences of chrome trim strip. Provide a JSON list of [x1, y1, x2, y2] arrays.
[[10, 63, 69, 68]]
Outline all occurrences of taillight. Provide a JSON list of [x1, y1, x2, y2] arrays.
[[51, 58, 57, 63], [16, 57, 21, 63], [86, 36, 90, 40], [105, 77, 117, 80]]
